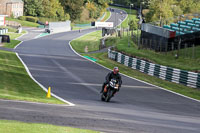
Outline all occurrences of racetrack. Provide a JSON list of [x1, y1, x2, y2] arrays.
[[1, 8, 200, 133]]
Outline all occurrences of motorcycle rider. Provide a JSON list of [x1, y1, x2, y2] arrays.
[[100, 67, 122, 96]]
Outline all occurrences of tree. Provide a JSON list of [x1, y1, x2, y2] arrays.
[[128, 19, 138, 37], [23, 0, 66, 20], [86, 1, 96, 18], [146, 0, 174, 24], [179, 0, 194, 13], [171, 5, 183, 17], [179, 0, 200, 14], [59, 0, 84, 21], [136, 0, 151, 9], [129, 19, 138, 31], [48, 0, 65, 19], [23, 0, 44, 17]]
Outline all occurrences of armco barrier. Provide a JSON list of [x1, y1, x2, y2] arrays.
[[108, 49, 200, 89]]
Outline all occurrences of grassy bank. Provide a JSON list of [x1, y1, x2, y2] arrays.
[[0, 50, 64, 104], [6, 18, 39, 27], [70, 31, 200, 101], [0, 120, 99, 133], [106, 36, 200, 72], [71, 30, 102, 53], [0, 26, 64, 104]]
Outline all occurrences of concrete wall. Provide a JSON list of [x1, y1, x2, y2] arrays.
[[48, 21, 71, 33]]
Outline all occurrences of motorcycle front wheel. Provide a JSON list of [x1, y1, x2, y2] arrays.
[[105, 89, 112, 102], [101, 94, 105, 101]]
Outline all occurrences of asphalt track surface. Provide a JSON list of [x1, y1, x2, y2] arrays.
[[1, 8, 200, 133]]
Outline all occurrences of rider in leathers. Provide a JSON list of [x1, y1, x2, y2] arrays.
[[101, 67, 122, 96]]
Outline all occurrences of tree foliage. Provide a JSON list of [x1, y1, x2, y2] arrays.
[[86, 1, 97, 18], [22, 0, 112, 21], [145, 0, 200, 23], [86, 0, 111, 19], [59, 0, 84, 21], [146, 0, 174, 22], [23, 0, 44, 17], [129, 19, 138, 30], [23, 0, 67, 20]]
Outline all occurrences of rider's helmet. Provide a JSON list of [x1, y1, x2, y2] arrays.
[[113, 67, 119, 74]]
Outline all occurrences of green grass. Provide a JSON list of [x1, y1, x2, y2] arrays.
[[71, 30, 200, 101], [101, 10, 111, 22], [6, 18, 39, 27], [106, 36, 200, 72], [0, 30, 61, 104], [0, 50, 64, 104], [70, 30, 102, 53], [6, 32, 24, 39], [0, 26, 18, 32], [0, 120, 99, 133], [3, 31, 26, 48], [110, 6, 138, 28], [3, 40, 21, 48]]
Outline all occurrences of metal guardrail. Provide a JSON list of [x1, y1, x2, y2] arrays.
[[108, 49, 200, 89]]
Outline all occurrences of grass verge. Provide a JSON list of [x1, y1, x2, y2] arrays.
[[101, 10, 111, 22], [6, 18, 39, 27], [3, 31, 26, 48], [0, 50, 64, 104], [71, 30, 200, 101], [106, 36, 200, 72], [0, 120, 99, 133], [1, 29, 63, 104], [71, 30, 102, 53]]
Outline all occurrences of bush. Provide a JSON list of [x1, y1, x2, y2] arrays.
[[26, 16, 38, 23], [38, 17, 59, 23], [64, 13, 70, 20], [18, 16, 26, 21]]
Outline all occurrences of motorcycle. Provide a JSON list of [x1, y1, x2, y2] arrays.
[[101, 79, 119, 102]]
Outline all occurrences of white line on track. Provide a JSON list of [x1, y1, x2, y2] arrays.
[[0, 99, 71, 107]]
